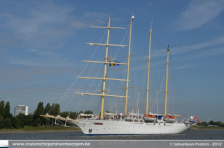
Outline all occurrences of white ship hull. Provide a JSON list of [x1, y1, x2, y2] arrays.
[[73, 120, 193, 135]]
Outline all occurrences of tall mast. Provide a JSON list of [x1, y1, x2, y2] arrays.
[[125, 16, 134, 115], [146, 20, 153, 115], [75, 18, 127, 120], [164, 45, 169, 115], [100, 17, 111, 120]]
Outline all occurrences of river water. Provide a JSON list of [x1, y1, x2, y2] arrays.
[[1, 130, 224, 148], [0, 129, 223, 140]]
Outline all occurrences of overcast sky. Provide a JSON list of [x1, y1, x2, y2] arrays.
[[0, 0, 224, 122]]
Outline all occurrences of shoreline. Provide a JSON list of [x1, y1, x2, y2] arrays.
[[190, 127, 224, 130], [0, 127, 81, 134], [0, 130, 81, 134]]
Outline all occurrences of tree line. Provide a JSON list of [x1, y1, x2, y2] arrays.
[[197, 121, 224, 127], [0, 100, 93, 129]]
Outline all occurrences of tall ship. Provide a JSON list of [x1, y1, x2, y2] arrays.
[[41, 16, 196, 135]]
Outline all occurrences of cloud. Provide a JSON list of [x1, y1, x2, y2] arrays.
[[1, 3, 75, 39], [28, 48, 60, 57], [173, 0, 224, 31], [8, 58, 39, 67], [146, 2, 152, 6], [172, 64, 199, 70], [7, 56, 73, 67], [182, 47, 224, 61], [153, 37, 224, 57], [0, 66, 79, 83], [71, 12, 109, 29], [0, 2, 109, 44], [119, 8, 131, 14], [0, 3, 109, 68]]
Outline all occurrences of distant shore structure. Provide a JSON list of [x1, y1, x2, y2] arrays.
[[14, 105, 28, 117]]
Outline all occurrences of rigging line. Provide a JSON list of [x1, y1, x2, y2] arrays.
[[173, 91, 178, 116], [87, 29, 128, 112], [118, 28, 131, 112], [113, 61, 127, 113], [106, 61, 116, 110], [107, 28, 129, 110], [131, 62, 148, 112], [150, 60, 157, 110], [75, 70, 102, 112], [86, 75, 103, 112], [58, 29, 107, 112], [81, 61, 104, 110], [108, 35, 130, 112], [54, 118, 64, 126], [171, 77, 176, 115], [150, 66, 166, 113], [129, 26, 136, 110], [178, 75, 193, 116], [45, 117, 58, 126], [87, 27, 96, 59], [149, 41, 161, 113], [132, 23, 149, 33], [62, 45, 104, 112], [129, 24, 153, 112], [107, 72, 125, 112], [108, 66, 126, 111], [159, 68, 167, 112], [169, 61, 179, 116], [168, 55, 179, 115], [108, 26, 129, 101], [68, 42, 106, 112], [114, 25, 130, 56], [134, 64, 148, 97], [46, 116, 65, 127], [151, 34, 167, 49], [130, 41, 138, 111], [133, 23, 167, 49], [48, 28, 99, 114], [106, 34, 129, 112], [169, 55, 187, 117], [60, 27, 97, 100]]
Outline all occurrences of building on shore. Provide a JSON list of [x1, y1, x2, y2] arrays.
[[14, 105, 28, 117]]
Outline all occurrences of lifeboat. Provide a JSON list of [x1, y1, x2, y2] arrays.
[[143, 114, 156, 122], [125, 115, 131, 121], [163, 115, 175, 122]]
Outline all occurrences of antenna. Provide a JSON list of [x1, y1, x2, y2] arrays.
[[150, 20, 153, 29]]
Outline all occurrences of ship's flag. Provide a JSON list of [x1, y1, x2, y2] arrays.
[[109, 61, 119, 66], [109, 61, 112, 66], [109, 61, 115, 66], [115, 61, 120, 66], [194, 115, 200, 123]]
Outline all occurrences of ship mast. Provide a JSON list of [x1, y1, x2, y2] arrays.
[[100, 17, 111, 120], [76, 18, 128, 120], [125, 16, 134, 115], [164, 45, 169, 115], [146, 20, 153, 115]]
